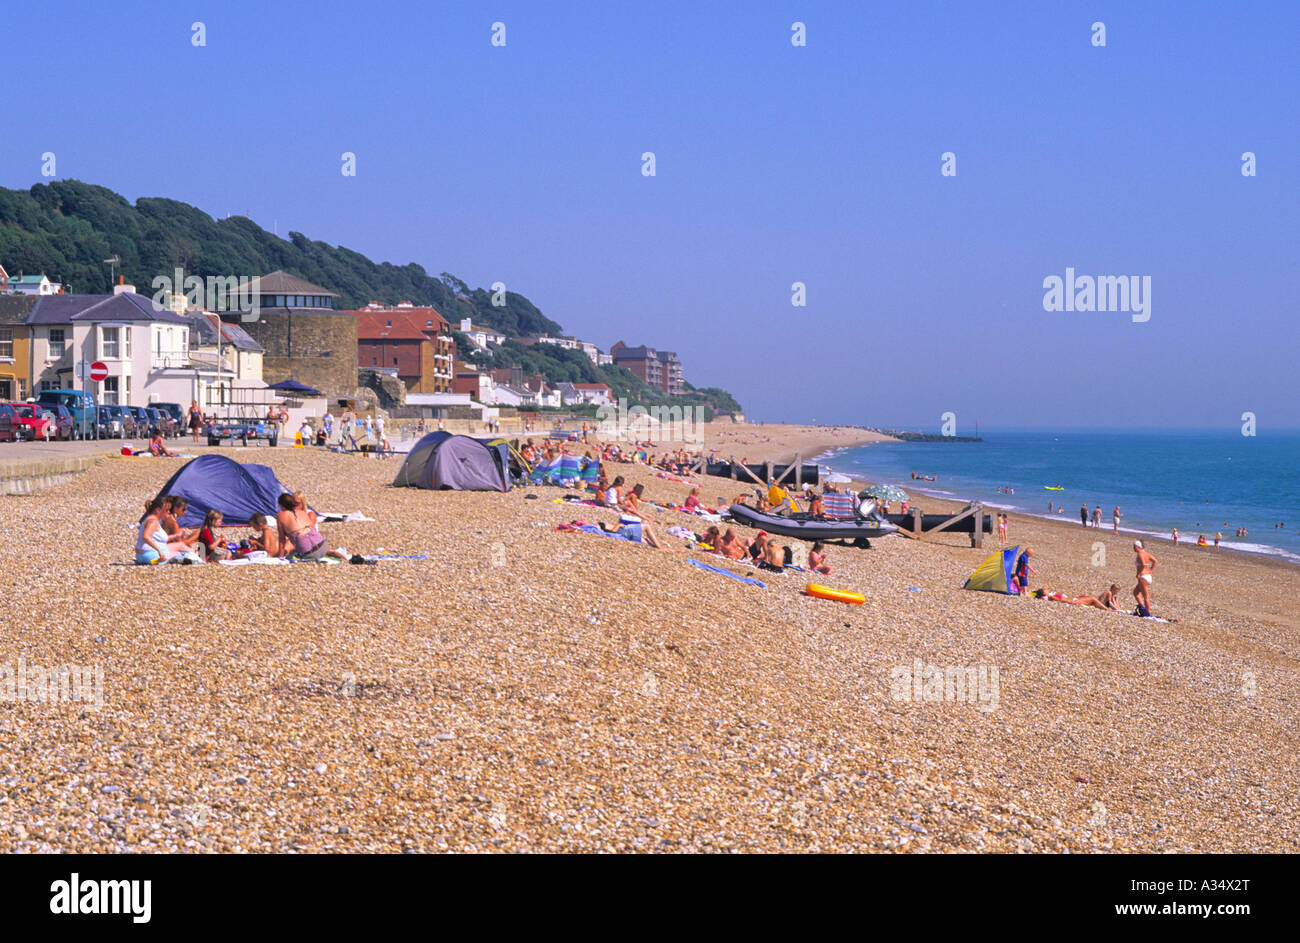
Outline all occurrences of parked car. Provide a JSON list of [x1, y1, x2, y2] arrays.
[[0, 404, 18, 442], [154, 402, 185, 436], [124, 405, 152, 435], [145, 407, 177, 438], [40, 403, 75, 440], [6, 402, 54, 441], [34, 389, 98, 439], [97, 404, 138, 439]]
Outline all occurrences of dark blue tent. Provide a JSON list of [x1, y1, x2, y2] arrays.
[[153, 454, 293, 527]]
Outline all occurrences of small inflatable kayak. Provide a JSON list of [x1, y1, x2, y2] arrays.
[[1044, 485, 1064, 491], [806, 583, 865, 604]]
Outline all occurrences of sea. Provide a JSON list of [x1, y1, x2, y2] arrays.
[[816, 428, 1300, 565]]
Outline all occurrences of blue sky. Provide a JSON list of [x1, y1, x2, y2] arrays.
[[3, 0, 1297, 429]]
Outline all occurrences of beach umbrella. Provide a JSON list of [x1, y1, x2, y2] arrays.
[[859, 483, 909, 504], [266, 379, 323, 396]]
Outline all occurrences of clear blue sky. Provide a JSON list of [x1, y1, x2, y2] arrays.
[[4, 0, 1297, 429]]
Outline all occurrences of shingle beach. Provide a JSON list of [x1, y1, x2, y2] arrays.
[[2, 423, 1297, 853]]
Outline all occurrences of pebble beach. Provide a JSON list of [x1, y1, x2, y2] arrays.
[[1, 423, 1297, 853]]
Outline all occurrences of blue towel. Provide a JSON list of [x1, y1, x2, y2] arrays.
[[687, 557, 766, 587]]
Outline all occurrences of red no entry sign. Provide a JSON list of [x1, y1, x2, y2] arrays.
[[89, 361, 109, 383]]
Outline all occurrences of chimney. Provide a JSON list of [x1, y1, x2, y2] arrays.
[[113, 274, 136, 296]]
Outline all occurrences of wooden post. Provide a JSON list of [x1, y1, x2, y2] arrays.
[[765, 460, 773, 486], [971, 502, 984, 548], [911, 507, 922, 536], [730, 456, 737, 481], [795, 453, 802, 490]]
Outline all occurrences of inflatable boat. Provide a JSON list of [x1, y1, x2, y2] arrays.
[[728, 504, 898, 543]]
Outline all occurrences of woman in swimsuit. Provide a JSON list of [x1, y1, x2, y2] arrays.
[[808, 541, 832, 575], [135, 497, 172, 564], [188, 400, 203, 443], [682, 487, 703, 512], [277, 493, 346, 561]]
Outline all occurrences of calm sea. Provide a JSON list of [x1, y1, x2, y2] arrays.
[[818, 428, 1300, 564]]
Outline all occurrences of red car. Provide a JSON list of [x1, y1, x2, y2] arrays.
[[4, 402, 54, 441]]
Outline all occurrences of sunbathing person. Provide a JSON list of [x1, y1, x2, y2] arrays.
[[277, 492, 347, 561], [808, 540, 833, 575], [135, 497, 174, 564], [1033, 586, 1120, 610], [748, 531, 770, 563], [160, 497, 197, 550], [682, 487, 703, 512], [605, 475, 625, 509], [700, 525, 722, 549], [758, 537, 786, 572], [148, 431, 175, 457], [717, 527, 749, 560], [619, 483, 653, 520], [249, 513, 286, 557]]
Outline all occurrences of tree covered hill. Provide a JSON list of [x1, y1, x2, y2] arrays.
[[0, 179, 560, 337], [0, 179, 742, 414]]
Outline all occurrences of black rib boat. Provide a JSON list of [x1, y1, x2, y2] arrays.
[[728, 504, 898, 543]]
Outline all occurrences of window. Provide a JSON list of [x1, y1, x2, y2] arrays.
[[386, 320, 392, 328], [40, 379, 60, 392], [102, 376, 119, 405], [18, 379, 26, 399], [102, 326, 120, 359], [126, 328, 132, 358], [48, 328, 65, 359], [371, 357, 377, 365], [0, 327, 11, 359]]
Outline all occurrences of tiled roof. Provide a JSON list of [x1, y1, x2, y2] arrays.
[[182, 311, 264, 351], [0, 294, 38, 325], [24, 292, 190, 325], [247, 270, 338, 297], [353, 310, 433, 341]]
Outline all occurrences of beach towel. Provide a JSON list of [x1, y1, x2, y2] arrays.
[[687, 558, 766, 588]]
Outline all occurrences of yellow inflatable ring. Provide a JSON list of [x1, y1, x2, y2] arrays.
[[805, 583, 865, 605]]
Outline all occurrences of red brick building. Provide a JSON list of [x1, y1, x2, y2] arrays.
[[346, 302, 456, 393], [609, 340, 684, 395]]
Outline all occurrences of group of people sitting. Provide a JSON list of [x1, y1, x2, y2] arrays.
[[690, 525, 834, 574], [135, 491, 346, 564]]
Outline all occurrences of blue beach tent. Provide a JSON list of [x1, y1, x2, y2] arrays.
[[153, 454, 293, 527], [963, 545, 1021, 594]]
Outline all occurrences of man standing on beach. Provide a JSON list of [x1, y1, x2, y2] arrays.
[[1132, 541, 1157, 614], [1113, 506, 1123, 533], [1092, 505, 1103, 528], [1080, 503, 1089, 527]]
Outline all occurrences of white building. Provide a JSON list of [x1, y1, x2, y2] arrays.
[[8, 273, 62, 295], [532, 334, 606, 365], [459, 318, 507, 352], [25, 288, 264, 408]]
